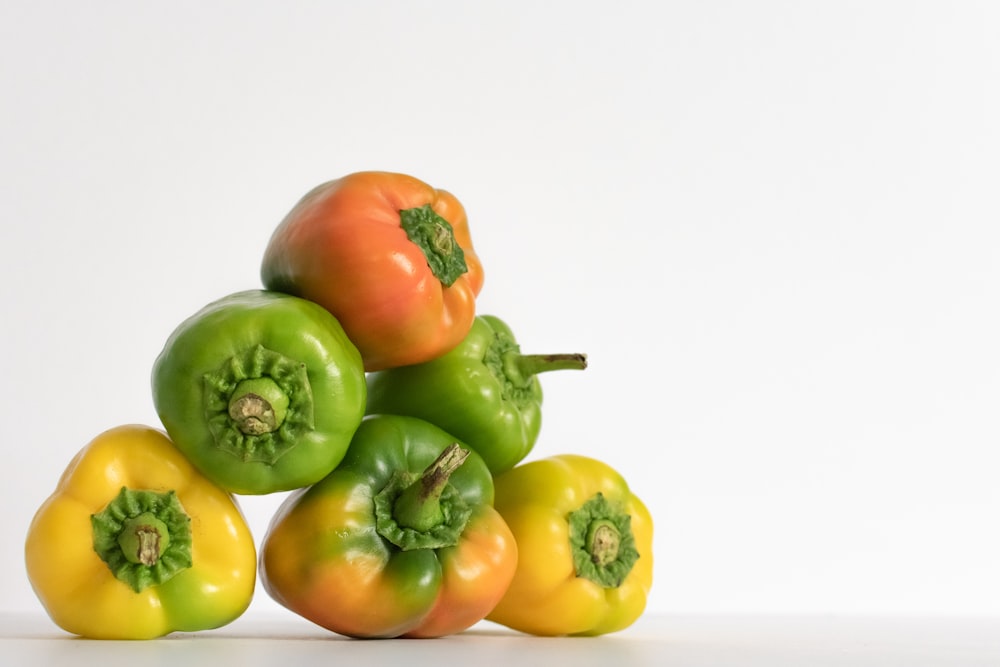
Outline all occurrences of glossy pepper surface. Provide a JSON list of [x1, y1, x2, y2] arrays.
[[260, 171, 484, 372], [486, 454, 653, 636], [151, 289, 367, 495], [365, 314, 587, 474], [24, 424, 257, 639], [260, 414, 517, 638]]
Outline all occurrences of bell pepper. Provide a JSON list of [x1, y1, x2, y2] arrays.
[[485, 454, 653, 636], [365, 314, 587, 474], [24, 424, 257, 639], [260, 170, 484, 371], [151, 289, 367, 495], [259, 414, 517, 638]]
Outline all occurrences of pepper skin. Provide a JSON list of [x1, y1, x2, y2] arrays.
[[365, 315, 587, 474], [485, 454, 653, 636], [24, 424, 256, 639], [151, 289, 367, 495], [259, 415, 517, 638], [260, 171, 484, 372]]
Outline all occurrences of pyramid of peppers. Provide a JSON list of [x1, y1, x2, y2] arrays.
[[24, 171, 653, 640]]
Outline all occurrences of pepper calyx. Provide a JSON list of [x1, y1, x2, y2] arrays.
[[374, 444, 473, 551], [567, 492, 639, 588], [484, 329, 588, 407], [91, 487, 193, 593], [202, 344, 315, 463], [399, 204, 468, 287]]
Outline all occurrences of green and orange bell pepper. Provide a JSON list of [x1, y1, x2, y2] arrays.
[[259, 414, 517, 638]]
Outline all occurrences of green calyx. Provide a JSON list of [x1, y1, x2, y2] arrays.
[[374, 444, 473, 551], [203, 344, 315, 463], [484, 329, 588, 407], [91, 487, 193, 593], [399, 204, 468, 287], [568, 493, 639, 588]]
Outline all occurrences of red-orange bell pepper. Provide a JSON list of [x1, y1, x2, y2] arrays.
[[260, 171, 484, 371]]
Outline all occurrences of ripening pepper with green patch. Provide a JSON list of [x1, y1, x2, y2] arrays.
[[259, 414, 518, 638], [365, 314, 587, 474], [24, 424, 257, 639], [151, 289, 367, 495], [260, 171, 484, 372], [486, 454, 653, 636]]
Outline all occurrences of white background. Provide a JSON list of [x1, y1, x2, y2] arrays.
[[2, 0, 999, 622]]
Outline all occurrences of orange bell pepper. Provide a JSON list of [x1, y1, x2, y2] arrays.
[[260, 171, 484, 371]]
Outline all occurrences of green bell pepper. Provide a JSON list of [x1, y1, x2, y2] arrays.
[[259, 414, 518, 638], [365, 314, 587, 474], [151, 289, 367, 495]]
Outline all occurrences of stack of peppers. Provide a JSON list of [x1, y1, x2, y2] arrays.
[[24, 170, 653, 640]]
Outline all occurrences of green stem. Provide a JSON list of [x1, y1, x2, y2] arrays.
[[228, 376, 290, 435], [393, 444, 470, 532], [568, 493, 639, 588], [585, 519, 621, 567], [117, 512, 171, 566], [504, 352, 588, 384]]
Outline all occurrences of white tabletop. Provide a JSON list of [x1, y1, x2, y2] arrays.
[[1, 611, 997, 666]]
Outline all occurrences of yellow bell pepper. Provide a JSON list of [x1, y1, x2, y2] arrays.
[[24, 424, 257, 639], [485, 454, 653, 636]]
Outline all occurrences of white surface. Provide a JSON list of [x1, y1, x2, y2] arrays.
[[2, 613, 999, 667], [3, 0, 1000, 620]]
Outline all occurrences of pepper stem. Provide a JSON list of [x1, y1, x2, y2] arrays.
[[586, 519, 621, 567], [503, 352, 588, 387], [228, 376, 290, 435], [393, 444, 470, 532], [117, 512, 171, 566], [568, 493, 640, 588], [507, 352, 588, 380], [91, 487, 193, 593]]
